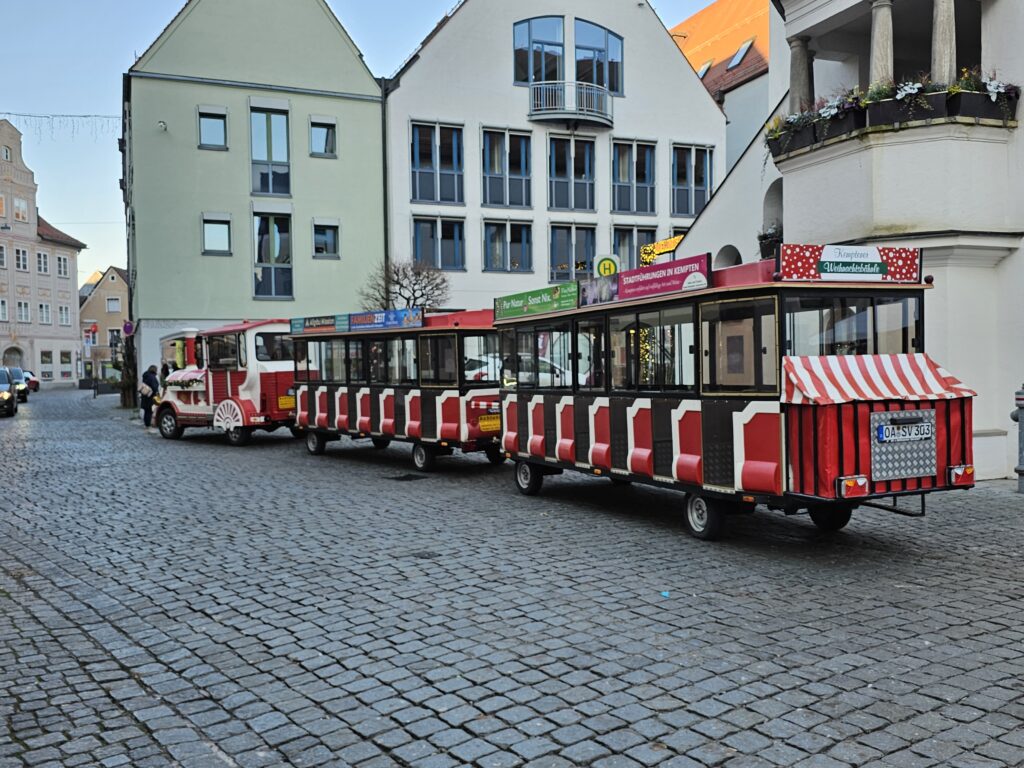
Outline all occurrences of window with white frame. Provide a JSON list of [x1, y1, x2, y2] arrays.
[[550, 224, 595, 282], [672, 145, 713, 216], [413, 218, 464, 270], [15, 248, 27, 271], [250, 109, 290, 195], [37, 251, 49, 274], [38, 303, 51, 324], [83, 328, 97, 346], [106, 297, 121, 313], [483, 221, 532, 273], [482, 130, 531, 208], [411, 124, 463, 204], [58, 305, 71, 326], [39, 351, 52, 380], [56, 254, 69, 277], [613, 141, 655, 214], [202, 214, 231, 255], [0, 299, 6, 321], [310, 118, 337, 157], [198, 108, 228, 149], [16, 301, 30, 322], [253, 213, 293, 298], [0, 244, 6, 269], [14, 198, 28, 223]]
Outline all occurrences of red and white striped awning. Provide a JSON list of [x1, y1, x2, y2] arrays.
[[782, 354, 976, 405]]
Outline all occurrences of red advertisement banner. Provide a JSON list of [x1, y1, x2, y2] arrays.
[[617, 254, 710, 300]]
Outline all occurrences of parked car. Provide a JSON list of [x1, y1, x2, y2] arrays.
[[0, 367, 18, 416], [8, 367, 29, 402], [467, 353, 582, 387], [22, 370, 40, 392]]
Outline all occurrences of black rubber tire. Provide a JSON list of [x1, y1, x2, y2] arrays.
[[412, 443, 436, 472], [610, 476, 632, 486], [371, 437, 392, 450], [809, 506, 853, 532], [306, 431, 326, 455], [485, 446, 506, 465], [225, 426, 253, 447], [514, 461, 544, 496], [157, 407, 184, 440], [684, 494, 725, 541], [289, 426, 304, 439]]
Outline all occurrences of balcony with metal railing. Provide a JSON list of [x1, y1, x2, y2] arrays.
[[529, 81, 613, 127]]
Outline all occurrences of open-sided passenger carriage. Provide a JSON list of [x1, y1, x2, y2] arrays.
[[156, 320, 297, 445], [291, 308, 504, 471], [496, 245, 975, 540]]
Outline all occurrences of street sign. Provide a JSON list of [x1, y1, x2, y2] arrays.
[[123, 320, 135, 336], [594, 255, 619, 277]]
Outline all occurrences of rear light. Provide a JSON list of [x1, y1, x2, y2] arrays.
[[948, 465, 975, 486], [837, 475, 869, 498], [473, 371, 484, 381]]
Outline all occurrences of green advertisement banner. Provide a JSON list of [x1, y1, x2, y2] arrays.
[[494, 283, 579, 320]]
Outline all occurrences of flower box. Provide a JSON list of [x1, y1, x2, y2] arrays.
[[786, 123, 817, 152], [758, 237, 782, 260], [947, 91, 1019, 123], [867, 93, 948, 126], [766, 136, 786, 157], [816, 109, 867, 141]]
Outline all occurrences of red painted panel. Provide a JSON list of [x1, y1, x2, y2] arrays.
[[296, 386, 309, 428], [628, 406, 654, 477], [316, 389, 329, 429], [440, 395, 461, 441], [466, 393, 501, 440], [528, 399, 545, 457], [815, 409, 838, 499], [336, 391, 349, 431], [742, 412, 782, 495], [675, 409, 703, 485], [407, 393, 422, 439], [381, 392, 396, 436], [228, 370, 243, 398], [503, 399, 519, 452], [210, 371, 228, 405], [591, 404, 611, 470], [358, 392, 371, 433], [556, 402, 575, 463]]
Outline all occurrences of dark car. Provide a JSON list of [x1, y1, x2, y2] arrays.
[[22, 370, 40, 392], [0, 367, 18, 416], [8, 367, 29, 403]]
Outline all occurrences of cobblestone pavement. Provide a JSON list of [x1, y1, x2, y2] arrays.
[[2, 390, 1024, 768]]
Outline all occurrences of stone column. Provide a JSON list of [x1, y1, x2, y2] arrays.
[[931, 0, 957, 86], [789, 36, 812, 113], [870, 0, 894, 84]]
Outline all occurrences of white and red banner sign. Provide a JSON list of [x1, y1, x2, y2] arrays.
[[780, 244, 920, 283]]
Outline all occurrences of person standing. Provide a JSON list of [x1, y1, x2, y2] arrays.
[[140, 365, 160, 432]]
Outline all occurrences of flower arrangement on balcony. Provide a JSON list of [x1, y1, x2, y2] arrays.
[[757, 223, 783, 260], [815, 87, 867, 140], [948, 67, 1020, 123], [862, 77, 947, 125], [764, 110, 817, 157]]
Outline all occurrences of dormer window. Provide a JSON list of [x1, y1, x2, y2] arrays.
[[513, 17, 564, 85], [727, 39, 754, 70], [697, 61, 713, 79]]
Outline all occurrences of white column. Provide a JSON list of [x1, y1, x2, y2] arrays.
[[870, 0, 895, 85], [788, 36, 812, 113], [931, 0, 957, 86]]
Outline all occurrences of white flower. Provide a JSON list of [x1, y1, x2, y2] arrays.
[[896, 82, 922, 100], [984, 78, 1008, 102], [819, 97, 842, 119]]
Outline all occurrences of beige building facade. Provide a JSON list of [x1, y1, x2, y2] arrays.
[[79, 267, 130, 381], [0, 120, 85, 386]]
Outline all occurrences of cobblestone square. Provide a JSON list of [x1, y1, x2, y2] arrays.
[[1, 391, 1022, 767]]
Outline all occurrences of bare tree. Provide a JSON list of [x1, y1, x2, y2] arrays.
[[359, 261, 451, 310]]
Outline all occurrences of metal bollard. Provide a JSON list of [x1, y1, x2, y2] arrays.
[[1014, 384, 1024, 494]]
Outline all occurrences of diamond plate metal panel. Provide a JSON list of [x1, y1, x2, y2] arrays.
[[870, 410, 937, 481]]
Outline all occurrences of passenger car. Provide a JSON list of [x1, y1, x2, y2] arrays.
[[0, 367, 18, 416], [22, 370, 40, 392], [8, 367, 29, 402]]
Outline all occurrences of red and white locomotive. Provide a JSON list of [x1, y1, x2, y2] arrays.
[[497, 245, 975, 539], [156, 320, 298, 445]]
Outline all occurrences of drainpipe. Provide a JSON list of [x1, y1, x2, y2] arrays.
[[1013, 384, 1024, 493], [379, 76, 392, 309]]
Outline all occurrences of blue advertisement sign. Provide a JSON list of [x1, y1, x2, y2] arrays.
[[348, 308, 424, 331]]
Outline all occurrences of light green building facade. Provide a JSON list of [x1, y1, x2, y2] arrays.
[[122, 0, 384, 370]]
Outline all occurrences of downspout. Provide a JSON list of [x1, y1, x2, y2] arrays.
[[379, 76, 392, 308]]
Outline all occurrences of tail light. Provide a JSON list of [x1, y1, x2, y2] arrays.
[[473, 371, 484, 381], [837, 475, 869, 498], [948, 465, 975, 486]]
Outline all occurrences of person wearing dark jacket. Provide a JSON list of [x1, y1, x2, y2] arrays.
[[140, 365, 160, 431]]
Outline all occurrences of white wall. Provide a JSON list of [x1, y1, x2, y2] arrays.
[[722, 77, 769, 170]]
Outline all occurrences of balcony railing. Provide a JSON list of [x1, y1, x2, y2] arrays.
[[529, 81, 613, 126]]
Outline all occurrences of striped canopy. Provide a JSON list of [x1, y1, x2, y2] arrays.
[[782, 354, 976, 405]]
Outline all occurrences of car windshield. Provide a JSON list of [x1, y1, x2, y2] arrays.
[[9, 368, 24, 381]]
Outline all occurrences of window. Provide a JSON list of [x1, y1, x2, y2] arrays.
[[464, 334, 500, 383], [785, 295, 921, 356], [56, 254, 69, 278], [60, 351, 72, 380], [320, 339, 346, 382], [198, 111, 227, 149], [388, 338, 418, 384], [483, 221, 532, 272], [202, 215, 231, 255], [550, 224, 594, 282], [1, 145, 10, 161], [697, 60, 713, 79], [38, 303, 51, 324], [575, 20, 624, 95], [14, 198, 28, 223], [39, 351, 52, 380], [36, 252, 49, 274], [367, 339, 388, 383], [483, 131, 532, 208], [414, 218, 464, 270], [83, 328, 97, 346], [254, 214, 292, 298], [613, 227, 659, 271], [516, 329, 535, 387], [251, 109, 289, 194], [419, 334, 458, 386], [0, 299, 6, 322], [514, 17, 564, 85], [576, 319, 606, 389], [549, 138, 594, 211], [207, 335, 240, 368], [672, 145, 713, 217], [0, 195, 5, 218], [313, 223, 340, 259], [534, 326, 573, 388], [16, 301, 30, 323], [411, 124, 463, 204], [728, 39, 755, 70], [15, 248, 27, 271], [108, 329, 122, 349], [347, 339, 366, 383], [0, 245, 5, 269], [256, 333, 294, 362], [701, 298, 777, 393], [58, 305, 71, 326], [613, 141, 655, 214], [106, 297, 121, 313], [310, 121, 336, 157]]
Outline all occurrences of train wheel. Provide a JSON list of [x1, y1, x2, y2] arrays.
[[485, 446, 506, 465], [157, 408, 183, 440], [226, 426, 253, 447], [808, 505, 853, 532], [371, 437, 391, 450], [305, 431, 326, 455], [514, 461, 543, 496], [684, 494, 724, 541], [412, 443, 436, 472]]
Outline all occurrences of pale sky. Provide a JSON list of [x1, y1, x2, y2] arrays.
[[3, 0, 713, 287]]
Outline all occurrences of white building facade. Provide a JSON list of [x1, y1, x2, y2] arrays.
[[385, 0, 727, 311]]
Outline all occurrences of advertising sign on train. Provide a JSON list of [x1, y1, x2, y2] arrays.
[[617, 253, 710, 301], [780, 245, 921, 283], [347, 308, 424, 331], [495, 283, 579, 320]]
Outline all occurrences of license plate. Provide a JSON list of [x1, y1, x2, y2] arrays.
[[278, 395, 296, 410], [478, 414, 500, 432], [877, 422, 933, 443]]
